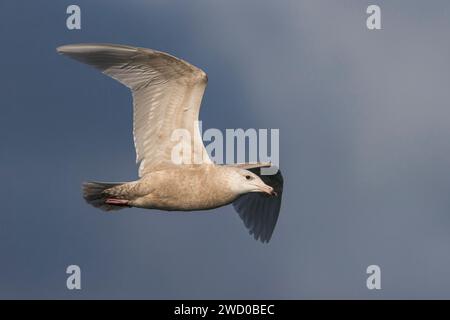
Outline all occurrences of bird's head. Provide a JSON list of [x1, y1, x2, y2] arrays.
[[225, 167, 276, 196]]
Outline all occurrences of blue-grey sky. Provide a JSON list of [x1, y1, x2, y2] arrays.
[[1, 0, 450, 298]]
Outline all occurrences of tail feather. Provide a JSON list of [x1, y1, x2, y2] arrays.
[[82, 181, 126, 211]]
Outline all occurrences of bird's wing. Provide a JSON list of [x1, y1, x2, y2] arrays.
[[57, 43, 212, 177], [230, 164, 284, 243], [225, 162, 272, 170]]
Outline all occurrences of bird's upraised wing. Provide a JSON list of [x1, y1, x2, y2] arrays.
[[229, 163, 284, 243], [57, 43, 212, 177]]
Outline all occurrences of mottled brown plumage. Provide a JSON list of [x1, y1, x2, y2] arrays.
[[104, 165, 246, 211]]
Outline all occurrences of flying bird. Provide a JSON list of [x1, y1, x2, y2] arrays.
[[57, 43, 283, 242]]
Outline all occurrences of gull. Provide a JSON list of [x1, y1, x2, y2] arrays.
[[57, 43, 283, 243]]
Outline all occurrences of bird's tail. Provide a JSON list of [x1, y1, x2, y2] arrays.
[[82, 181, 126, 211]]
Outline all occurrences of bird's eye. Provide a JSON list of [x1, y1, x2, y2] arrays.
[[245, 175, 252, 180]]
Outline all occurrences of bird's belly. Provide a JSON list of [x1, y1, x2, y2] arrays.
[[131, 189, 236, 211]]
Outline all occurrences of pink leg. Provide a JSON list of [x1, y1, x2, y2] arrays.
[[105, 198, 130, 206]]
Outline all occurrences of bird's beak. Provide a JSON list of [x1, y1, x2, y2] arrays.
[[258, 184, 277, 196]]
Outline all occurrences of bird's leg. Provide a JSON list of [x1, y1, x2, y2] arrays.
[[105, 198, 130, 206]]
